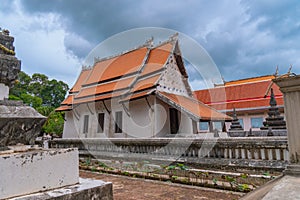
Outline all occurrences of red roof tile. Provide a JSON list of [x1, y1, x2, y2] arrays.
[[157, 91, 232, 121], [194, 79, 283, 111]]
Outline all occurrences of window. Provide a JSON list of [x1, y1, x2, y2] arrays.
[[169, 108, 179, 134], [251, 117, 263, 128], [199, 122, 209, 131], [115, 111, 123, 133], [238, 119, 244, 128], [213, 122, 223, 131], [97, 113, 105, 133], [83, 115, 89, 134]]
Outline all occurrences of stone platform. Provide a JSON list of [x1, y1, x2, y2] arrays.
[[0, 146, 113, 200], [241, 175, 300, 200], [0, 147, 79, 199], [10, 178, 113, 200]]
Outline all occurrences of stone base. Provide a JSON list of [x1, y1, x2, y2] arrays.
[[10, 178, 113, 200], [0, 147, 79, 199], [228, 131, 246, 137], [284, 164, 300, 176], [0, 100, 46, 146]]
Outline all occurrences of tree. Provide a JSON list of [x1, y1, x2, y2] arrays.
[[41, 111, 65, 136], [9, 71, 69, 136]]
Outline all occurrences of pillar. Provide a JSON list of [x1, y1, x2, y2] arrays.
[[274, 75, 300, 175]]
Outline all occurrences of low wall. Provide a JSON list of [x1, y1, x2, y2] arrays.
[[47, 137, 289, 170]]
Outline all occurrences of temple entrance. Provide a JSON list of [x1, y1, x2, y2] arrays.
[[169, 108, 179, 134]]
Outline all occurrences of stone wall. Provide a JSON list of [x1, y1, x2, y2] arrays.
[[47, 137, 289, 170]]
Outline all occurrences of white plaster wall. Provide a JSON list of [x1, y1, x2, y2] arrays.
[[178, 112, 194, 134], [0, 148, 79, 199], [124, 96, 155, 138], [157, 55, 189, 96], [63, 111, 79, 138], [155, 98, 170, 137]]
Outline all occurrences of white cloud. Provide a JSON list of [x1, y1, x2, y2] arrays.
[[0, 1, 82, 87]]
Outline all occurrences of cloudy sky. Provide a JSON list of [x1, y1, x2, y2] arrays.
[[0, 0, 299, 90]]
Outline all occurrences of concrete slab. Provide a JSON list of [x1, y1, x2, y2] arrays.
[[10, 178, 113, 200], [0, 148, 79, 199], [241, 175, 300, 200]]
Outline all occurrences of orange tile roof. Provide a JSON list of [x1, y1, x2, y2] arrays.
[[225, 75, 275, 86], [60, 95, 74, 105], [76, 77, 135, 98], [194, 79, 283, 111], [140, 43, 172, 76], [157, 91, 232, 121], [120, 89, 154, 102], [84, 47, 148, 85], [69, 69, 91, 93], [131, 74, 161, 92], [73, 92, 123, 105], [55, 105, 72, 111]]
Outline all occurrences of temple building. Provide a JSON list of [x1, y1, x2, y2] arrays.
[[57, 35, 231, 138], [194, 75, 284, 132]]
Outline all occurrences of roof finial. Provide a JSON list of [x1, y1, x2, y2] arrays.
[[145, 36, 154, 47], [169, 32, 179, 41], [221, 76, 226, 84], [274, 65, 279, 77], [287, 64, 292, 75], [233, 107, 237, 120]]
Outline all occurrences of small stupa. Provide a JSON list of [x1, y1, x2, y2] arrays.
[[0, 28, 46, 147], [260, 88, 286, 130], [228, 108, 246, 137], [0, 28, 112, 199]]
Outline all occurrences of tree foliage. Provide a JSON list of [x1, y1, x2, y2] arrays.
[[9, 71, 69, 136]]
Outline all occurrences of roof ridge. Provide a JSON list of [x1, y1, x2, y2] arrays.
[[87, 37, 154, 69], [82, 65, 93, 71], [224, 74, 274, 85], [197, 79, 272, 91], [88, 34, 178, 69], [150, 33, 178, 50]]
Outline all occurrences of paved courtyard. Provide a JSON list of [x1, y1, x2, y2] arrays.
[[80, 170, 242, 200]]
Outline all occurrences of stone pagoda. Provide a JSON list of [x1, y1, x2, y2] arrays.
[[260, 88, 286, 130], [228, 108, 246, 137], [0, 28, 46, 147], [0, 28, 112, 199]]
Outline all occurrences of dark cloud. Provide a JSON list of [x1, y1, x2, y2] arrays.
[[2, 0, 300, 88]]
